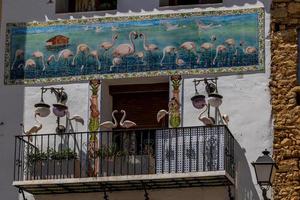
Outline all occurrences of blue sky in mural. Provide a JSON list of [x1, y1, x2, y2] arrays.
[[9, 12, 260, 81]]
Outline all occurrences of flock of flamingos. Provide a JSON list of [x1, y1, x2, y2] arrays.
[[11, 30, 258, 76]]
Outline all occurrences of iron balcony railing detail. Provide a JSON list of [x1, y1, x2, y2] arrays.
[[14, 126, 235, 182]]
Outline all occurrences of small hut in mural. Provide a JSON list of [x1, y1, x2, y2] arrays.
[[46, 35, 69, 50]]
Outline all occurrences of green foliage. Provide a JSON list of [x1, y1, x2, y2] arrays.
[[27, 148, 77, 163], [89, 144, 128, 159]]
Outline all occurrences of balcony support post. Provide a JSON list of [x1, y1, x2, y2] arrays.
[[143, 183, 150, 200], [103, 188, 109, 200], [227, 186, 234, 200], [19, 188, 28, 200]]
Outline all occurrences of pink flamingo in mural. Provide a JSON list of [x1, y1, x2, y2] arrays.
[[47, 49, 74, 66], [110, 57, 123, 71], [88, 50, 101, 70], [213, 44, 227, 66], [32, 51, 47, 71], [120, 110, 136, 128], [100, 110, 118, 129], [24, 59, 37, 69], [112, 31, 138, 58], [179, 41, 198, 65], [160, 46, 177, 66], [140, 33, 159, 53], [72, 43, 90, 71], [197, 35, 217, 65], [239, 41, 257, 64], [100, 33, 118, 59], [12, 49, 25, 69], [176, 57, 185, 67], [112, 31, 138, 71], [240, 41, 257, 55], [140, 32, 159, 64]]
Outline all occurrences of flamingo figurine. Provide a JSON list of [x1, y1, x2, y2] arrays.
[[120, 110, 136, 128], [157, 109, 169, 123], [100, 110, 118, 129], [66, 111, 85, 126], [21, 113, 43, 142], [198, 105, 215, 126]]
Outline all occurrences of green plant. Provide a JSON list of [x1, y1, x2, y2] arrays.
[[49, 148, 77, 160], [27, 148, 77, 164], [96, 144, 128, 159], [27, 150, 48, 163]]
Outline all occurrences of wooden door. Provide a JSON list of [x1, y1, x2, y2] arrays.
[[110, 83, 169, 129]]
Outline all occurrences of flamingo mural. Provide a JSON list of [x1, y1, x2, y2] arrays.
[[6, 8, 263, 84]]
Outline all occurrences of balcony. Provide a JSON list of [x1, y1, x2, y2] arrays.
[[13, 126, 235, 195]]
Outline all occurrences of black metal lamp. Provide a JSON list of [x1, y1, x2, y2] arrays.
[[252, 149, 277, 200]]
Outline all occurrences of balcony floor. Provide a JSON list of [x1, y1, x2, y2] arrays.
[[13, 171, 234, 195]]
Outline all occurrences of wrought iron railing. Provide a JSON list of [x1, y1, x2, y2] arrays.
[[14, 126, 235, 182]]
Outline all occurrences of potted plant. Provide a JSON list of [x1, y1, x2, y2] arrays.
[[97, 144, 129, 176], [27, 148, 80, 180]]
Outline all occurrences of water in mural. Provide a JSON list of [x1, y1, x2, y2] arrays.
[[6, 8, 264, 84]]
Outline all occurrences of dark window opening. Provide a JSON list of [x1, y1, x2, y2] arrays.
[[160, 0, 222, 7], [56, 0, 117, 13]]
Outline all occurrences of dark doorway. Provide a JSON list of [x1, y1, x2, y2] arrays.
[[110, 83, 169, 156]]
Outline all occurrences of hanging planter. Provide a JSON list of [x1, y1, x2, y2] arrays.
[[34, 102, 50, 117], [208, 93, 223, 108]]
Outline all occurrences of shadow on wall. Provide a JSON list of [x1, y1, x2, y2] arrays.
[[157, 0, 271, 13], [223, 0, 271, 13], [235, 141, 260, 200]]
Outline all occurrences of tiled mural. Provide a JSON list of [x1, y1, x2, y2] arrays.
[[5, 8, 264, 84]]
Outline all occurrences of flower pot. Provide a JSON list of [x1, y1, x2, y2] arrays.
[[207, 93, 223, 107], [191, 94, 206, 109]]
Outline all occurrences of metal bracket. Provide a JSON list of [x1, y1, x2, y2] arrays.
[[103, 188, 109, 200], [19, 189, 27, 200], [227, 186, 234, 200], [261, 186, 271, 200], [143, 183, 150, 200]]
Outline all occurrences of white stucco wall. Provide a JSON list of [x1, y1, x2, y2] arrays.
[[24, 83, 89, 135], [0, 0, 272, 200]]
